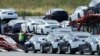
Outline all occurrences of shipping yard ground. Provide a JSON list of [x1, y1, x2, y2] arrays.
[[0, 52, 98, 56]]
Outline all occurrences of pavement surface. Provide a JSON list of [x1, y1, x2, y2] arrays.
[[0, 51, 99, 56]]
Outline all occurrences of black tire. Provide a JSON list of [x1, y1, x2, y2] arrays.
[[40, 45, 47, 53], [33, 27, 35, 33], [79, 45, 84, 55], [97, 45, 100, 55], [32, 45, 37, 53], [27, 26, 31, 33], [89, 46, 95, 55], [24, 45, 28, 53], [49, 45, 57, 53], [57, 46, 61, 54], [67, 45, 76, 54], [41, 29, 44, 35]]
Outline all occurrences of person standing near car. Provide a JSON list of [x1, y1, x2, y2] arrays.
[[18, 30, 28, 49]]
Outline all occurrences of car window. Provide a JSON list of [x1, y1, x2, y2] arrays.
[[77, 35, 88, 38], [38, 21, 45, 25], [47, 21, 58, 24]]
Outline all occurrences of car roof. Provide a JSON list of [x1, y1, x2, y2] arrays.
[[0, 8, 16, 12], [70, 32, 91, 36], [52, 28, 72, 31], [50, 32, 68, 36], [46, 8, 65, 15]]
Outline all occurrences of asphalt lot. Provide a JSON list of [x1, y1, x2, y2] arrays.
[[0, 51, 99, 56]]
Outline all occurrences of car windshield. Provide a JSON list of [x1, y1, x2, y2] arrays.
[[46, 21, 58, 24], [47, 33, 65, 40]]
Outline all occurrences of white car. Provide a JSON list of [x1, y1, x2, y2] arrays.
[[33, 19, 60, 34], [63, 32, 91, 54], [60, 21, 69, 28], [26, 19, 38, 33], [43, 32, 69, 53], [24, 35, 47, 53], [70, 6, 88, 21], [89, 0, 100, 7], [0, 8, 18, 20], [79, 35, 100, 55]]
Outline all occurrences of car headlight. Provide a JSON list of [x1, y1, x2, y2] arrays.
[[25, 41, 30, 45]]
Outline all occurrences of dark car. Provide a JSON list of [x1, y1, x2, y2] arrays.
[[12, 23, 22, 33], [43, 8, 68, 22]]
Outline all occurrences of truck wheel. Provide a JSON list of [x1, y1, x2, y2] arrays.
[[24, 45, 28, 53], [79, 45, 84, 55]]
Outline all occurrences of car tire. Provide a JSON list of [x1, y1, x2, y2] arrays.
[[67, 45, 76, 54], [97, 45, 100, 55], [32, 45, 37, 53], [33, 27, 35, 33], [40, 45, 47, 53], [79, 45, 84, 55], [41, 29, 44, 35], [28, 26, 31, 33], [49, 45, 57, 53], [24, 45, 28, 53], [89, 46, 95, 55], [57, 46, 61, 54]]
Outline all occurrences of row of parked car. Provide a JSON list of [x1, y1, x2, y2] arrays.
[[23, 28, 100, 55], [8, 18, 69, 34]]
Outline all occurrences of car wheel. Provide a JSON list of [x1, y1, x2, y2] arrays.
[[89, 46, 95, 55], [27, 26, 31, 33], [79, 45, 84, 55], [41, 29, 44, 35], [40, 45, 46, 53], [57, 46, 61, 54], [67, 45, 76, 54], [24, 45, 28, 53], [33, 27, 35, 33], [97, 45, 100, 55], [32, 45, 37, 53], [49, 45, 57, 53]]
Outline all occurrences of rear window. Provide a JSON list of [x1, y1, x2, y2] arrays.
[[77, 36, 88, 38]]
